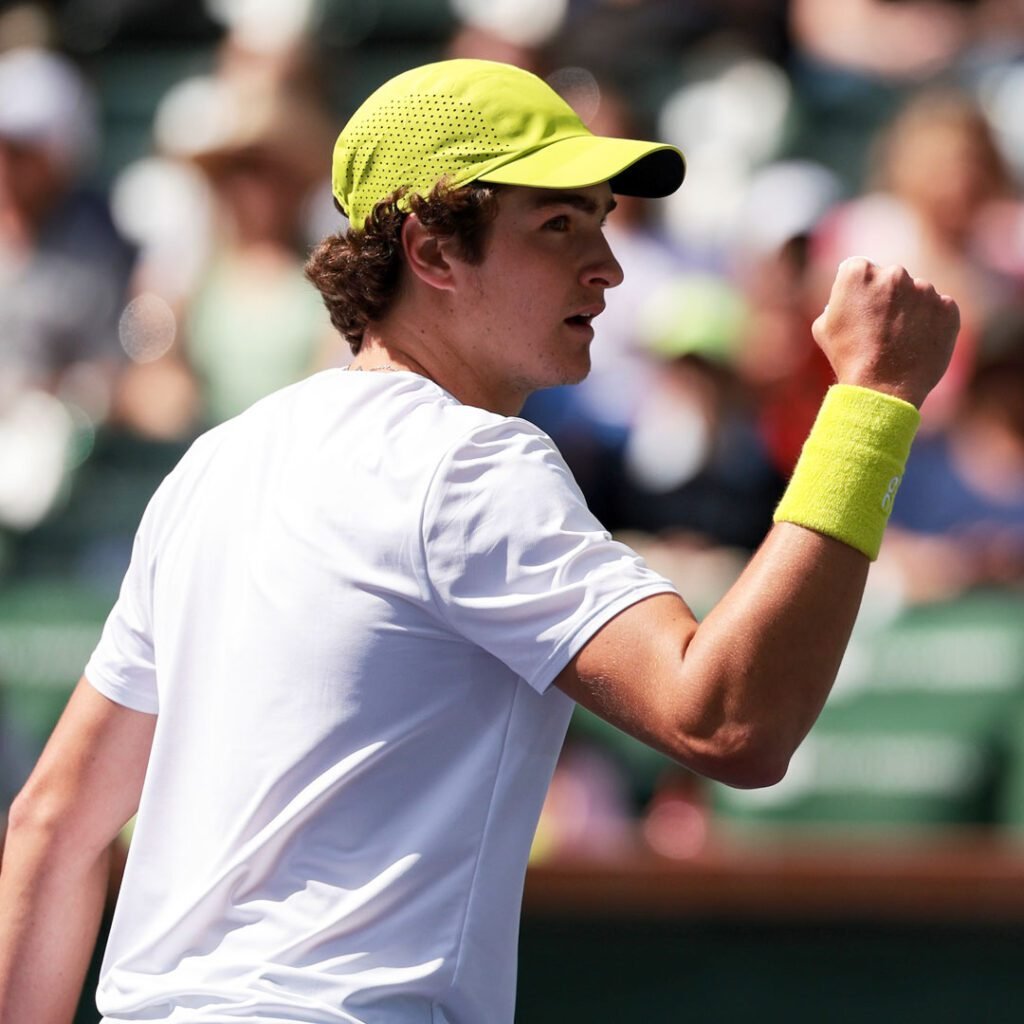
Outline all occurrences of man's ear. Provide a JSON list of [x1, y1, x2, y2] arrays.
[[401, 214, 457, 292]]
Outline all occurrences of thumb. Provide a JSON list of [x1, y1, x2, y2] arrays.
[[811, 303, 829, 347]]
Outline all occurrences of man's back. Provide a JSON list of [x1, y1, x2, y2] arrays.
[[88, 368, 671, 1023]]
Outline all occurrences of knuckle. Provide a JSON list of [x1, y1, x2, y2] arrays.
[[838, 256, 873, 282]]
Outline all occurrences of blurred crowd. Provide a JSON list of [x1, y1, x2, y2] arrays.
[[4, 0, 1024, 856]]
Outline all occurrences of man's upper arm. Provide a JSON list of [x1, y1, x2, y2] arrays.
[[554, 523, 876, 789], [11, 677, 156, 858], [554, 592, 702, 765]]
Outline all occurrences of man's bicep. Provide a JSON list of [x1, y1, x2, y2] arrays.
[[12, 677, 156, 854], [554, 592, 701, 762]]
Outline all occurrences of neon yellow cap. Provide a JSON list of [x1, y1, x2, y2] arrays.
[[332, 59, 686, 229]]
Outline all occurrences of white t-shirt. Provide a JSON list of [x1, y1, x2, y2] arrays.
[[86, 369, 677, 1024]]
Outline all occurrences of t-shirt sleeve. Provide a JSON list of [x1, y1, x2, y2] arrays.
[[84, 506, 160, 715], [421, 419, 679, 693]]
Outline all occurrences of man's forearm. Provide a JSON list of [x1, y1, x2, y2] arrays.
[[677, 521, 870, 784], [0, 818, 111, 1024], [0, 681, 155, 1023]]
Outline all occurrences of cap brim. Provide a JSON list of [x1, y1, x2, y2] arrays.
[[477, 134, 685, 198]]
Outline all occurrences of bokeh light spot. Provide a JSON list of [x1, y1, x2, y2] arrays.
[[119, 293, 177, 364]]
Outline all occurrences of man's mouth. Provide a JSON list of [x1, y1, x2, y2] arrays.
[[564, 303, 604, 328]]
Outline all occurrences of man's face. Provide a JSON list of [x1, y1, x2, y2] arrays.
[[445, 182, 623, 412]]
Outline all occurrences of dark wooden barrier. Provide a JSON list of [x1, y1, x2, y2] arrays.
[[518, 830, 1024, 1022]]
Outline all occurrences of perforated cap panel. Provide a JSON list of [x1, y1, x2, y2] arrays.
[[340, 93, 503, 220]]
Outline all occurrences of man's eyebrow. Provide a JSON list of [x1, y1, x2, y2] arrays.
[[531, 191, 618, 217]]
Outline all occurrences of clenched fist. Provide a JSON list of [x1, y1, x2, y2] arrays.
[[812, 258, 960, 409]]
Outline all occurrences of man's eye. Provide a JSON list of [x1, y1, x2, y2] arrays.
[[545, 215, 570, 231]]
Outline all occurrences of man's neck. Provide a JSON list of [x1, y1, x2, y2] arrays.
[[355, 323, 526, 417]]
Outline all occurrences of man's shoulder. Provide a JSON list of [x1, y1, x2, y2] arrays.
[[165, 372, 563, 503], [320, 370, 557, 458]]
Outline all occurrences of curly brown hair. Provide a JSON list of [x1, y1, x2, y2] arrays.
[[304, 181, 503, 354]]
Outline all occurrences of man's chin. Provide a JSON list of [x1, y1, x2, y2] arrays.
[[556, 347, 593, 387], [536, 366, 590, 393], [565, 352, 593, 386], [512, 354, 592, 401]]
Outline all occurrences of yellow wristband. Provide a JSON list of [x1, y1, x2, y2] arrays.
[[773, 384, 921, 560]]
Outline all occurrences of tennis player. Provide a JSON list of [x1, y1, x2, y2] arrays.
[[0, 60, 958, 1024]]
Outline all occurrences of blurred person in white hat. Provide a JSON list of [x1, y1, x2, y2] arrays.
[[0, 47, 134, 530], [137, 70, 340, 429], [0, 46, 134, 388]]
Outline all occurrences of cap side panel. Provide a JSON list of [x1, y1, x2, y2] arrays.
[[330, 58, 686, 228]]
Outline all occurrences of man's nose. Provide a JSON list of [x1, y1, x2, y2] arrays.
[[581, 234, 624, 290]]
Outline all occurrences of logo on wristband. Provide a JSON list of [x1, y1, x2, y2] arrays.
[[881, 475, 901, 512]]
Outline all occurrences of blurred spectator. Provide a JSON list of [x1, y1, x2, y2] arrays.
[[0, 46, 134, 530], [812, 88, 1022, 425], [446, 0, 553, 67], [881, 305, 1024, 603], [0, 46, 132, 393], [618, 273, 784, 549], [790, 0, 1024, 85], [550, 0, 791, 88], [531, 741, 633, 861], [791, 0, 977, 81], [657, 47, 795, 264], [733, 160, 844, 476], [178, 75, 339, 425], [114, 56, 341, 435]]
